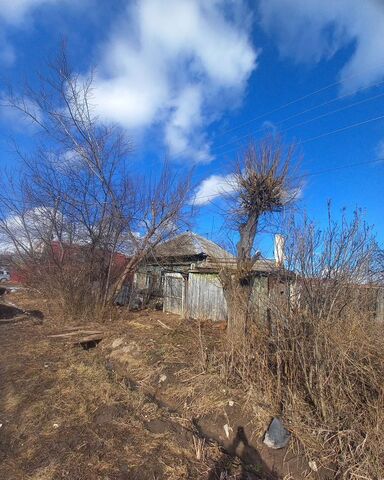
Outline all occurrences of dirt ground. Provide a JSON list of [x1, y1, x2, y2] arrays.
[[0, 288, 312, 480]]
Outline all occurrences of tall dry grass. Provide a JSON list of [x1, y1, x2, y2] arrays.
[[222, 211, 384, 478], [14, 245, 126, 322]]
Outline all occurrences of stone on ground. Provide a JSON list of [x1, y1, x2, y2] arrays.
[[263, 417, 290, 449]]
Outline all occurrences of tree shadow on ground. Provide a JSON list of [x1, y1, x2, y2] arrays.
[[208, 426, 277, 480]]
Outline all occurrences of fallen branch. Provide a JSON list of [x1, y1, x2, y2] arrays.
[[156, 319, 172, 330]]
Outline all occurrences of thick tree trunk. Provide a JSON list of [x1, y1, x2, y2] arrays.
[[237, 211, 259, 262], [223, 212, 259, 343], [221, 269, 252, 345]]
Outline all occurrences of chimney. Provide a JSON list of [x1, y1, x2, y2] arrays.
[[274, 234, 286, 267]]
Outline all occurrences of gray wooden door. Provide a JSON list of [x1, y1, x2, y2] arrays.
[[163, 273, 184, 315]]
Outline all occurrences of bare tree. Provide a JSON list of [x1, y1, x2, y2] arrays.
[[0, 48, 191, 316], [220, 137, 298, 341]]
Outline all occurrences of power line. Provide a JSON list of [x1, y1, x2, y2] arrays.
[[266, 79, 384, 129], [202, 111, 384, 161], [171, 71, 384, 160], [280, 91, 384, 135], [5, 152, 382, 209], [211, 67, 384, 138], [298, 158, 382, 179], [192, 157, 383, 204], [301, 114, 384, 144], [208, 88, 384, 156]]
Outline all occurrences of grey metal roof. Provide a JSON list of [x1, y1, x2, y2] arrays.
[[153, 232, 234, 260]]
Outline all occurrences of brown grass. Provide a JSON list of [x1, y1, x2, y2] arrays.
[[229, 296, 384, 478], [10, 246, 383, 480], [215, 212, 384, 479], [0, 300, 230, 480]]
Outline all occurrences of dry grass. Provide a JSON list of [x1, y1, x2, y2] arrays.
[[174, 292, 384, 478], [1, 288, 316, 479], [238, 293, 384, 478], [12, 274, 381, 479], [100, 311, 294, 478], [0, 302, 230, 480], [216, 213, 384, 479]]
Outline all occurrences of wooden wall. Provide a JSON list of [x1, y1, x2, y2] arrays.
[[163, 271, 271, 322], [186, 272, 227, 322]]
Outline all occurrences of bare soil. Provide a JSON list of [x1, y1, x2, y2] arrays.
[[0, 288, 314, 479]]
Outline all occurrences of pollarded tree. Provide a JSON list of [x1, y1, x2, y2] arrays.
[[221, 136, 298, 341]]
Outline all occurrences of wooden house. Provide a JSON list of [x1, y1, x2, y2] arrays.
[[133, 232, 287, 322]]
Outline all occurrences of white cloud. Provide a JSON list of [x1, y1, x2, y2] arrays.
[[0, 0, 83, 66], [0, 95, 43, 132], [93, 0, 257, 162], [0, 205, 97, 253], [282, 184, 304, 204], [259, 0, 384, 93], [261, 120, 277, 133], [0, 0, 59, 25], [192, 173, 237, 205], [0, 32, 15, 65], [0, 206, 60, 253], [47, 149, 83, 172], [165, 85, 213, 163], [0, 0, 58, 65]]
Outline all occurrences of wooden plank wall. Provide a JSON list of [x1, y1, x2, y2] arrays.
[[375, 287, 384, 323], [187, 273, 227, 322]]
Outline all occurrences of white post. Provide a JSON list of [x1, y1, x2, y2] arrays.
[[274, 234, 286, 267]]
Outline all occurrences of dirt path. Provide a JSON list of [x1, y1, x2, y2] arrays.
[[0, 291, 271, 480]]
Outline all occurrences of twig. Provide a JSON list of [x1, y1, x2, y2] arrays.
[[156, 319, 172, 330]]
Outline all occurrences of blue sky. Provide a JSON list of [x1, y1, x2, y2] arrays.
[[0, 0, 384, 257]]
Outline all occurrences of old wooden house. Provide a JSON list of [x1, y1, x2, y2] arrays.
[[133, 232, 286, 322]]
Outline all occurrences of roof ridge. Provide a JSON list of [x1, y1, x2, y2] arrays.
[[189, 232, 205, 253], [153, 231, 234, 259], [190, 232, 226, 249]]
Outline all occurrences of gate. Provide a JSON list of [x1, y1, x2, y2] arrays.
[[163, 273, 185, 315]]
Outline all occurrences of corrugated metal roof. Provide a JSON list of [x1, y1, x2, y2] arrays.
[[153, 232, 234, 260]]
